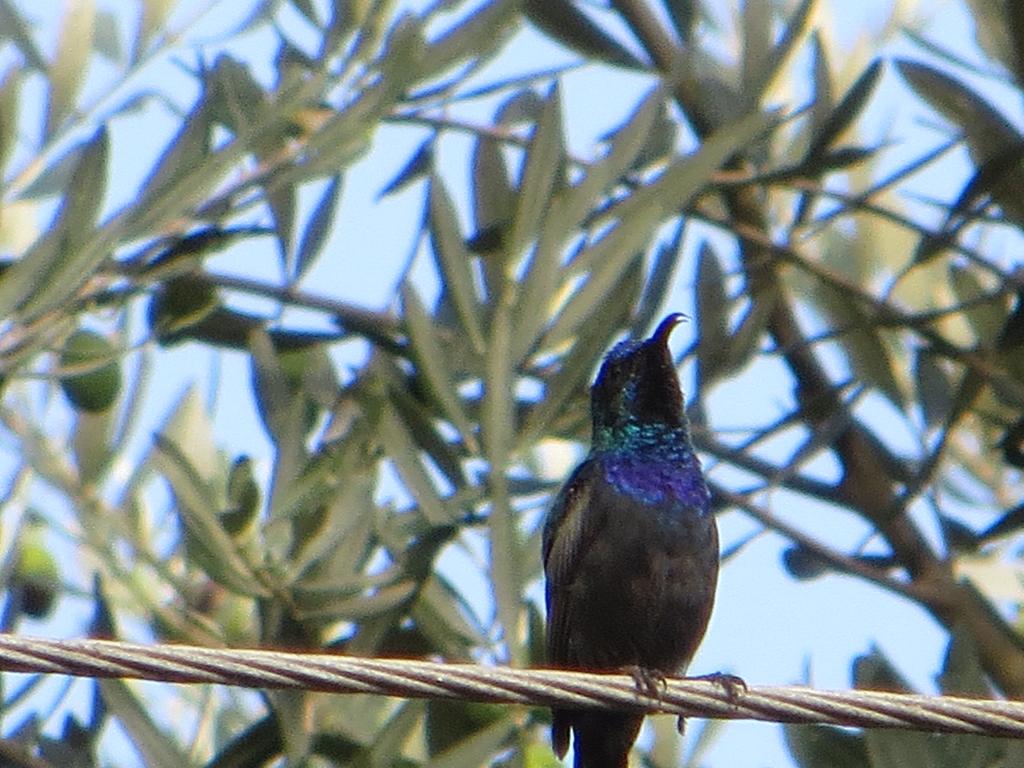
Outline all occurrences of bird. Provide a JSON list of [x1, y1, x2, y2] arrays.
[[542, 313, 719, 768]]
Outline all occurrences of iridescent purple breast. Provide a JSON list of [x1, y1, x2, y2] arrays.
[[602, 453, 710, 511]]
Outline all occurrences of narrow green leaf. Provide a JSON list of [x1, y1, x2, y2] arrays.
[[783, 724, 869, 768], [808, 32, 834, 134], [864, 729, 939, 768], [471, 133, 515, 235], [0, 128, 108, 320], [520, 313, 625, 442], [426, 697, 505, 757], [813, 285, 904, 408], [695, 242, 731, 385], [0, 0, 47, 70], [378, 408, 452, 526], [896, 58, 1020, 165], [415, 574, 487, 651], [854, 646, 914, 692], [471, 132, 515, 300], [379, 13, 424, 86], [368, 701, 425, 766], [379, 139, 432, 198], [290, 0, 320, 28], [401, 284, 479, 450], [514, 87, 665, 360], [249, 328, 293, 443], [138, 100, 212, 209], [153, 435, 269, 597], [135, 0, 179, 62], [428, 178, 485, 353], [523, 0, 644, 69], [664, 0, 696, 45], [0, 68, 21, 176], [557, 86, 666, 246], [722, 287, 775, 379], [99, 680, 189, 768], [633, 217, 686, 337], [483, 301, 523, 662], [1008, 0, 1024, 87], [72, 410, 114, 486], [807, 60, 882, 159], [758, 0, 817, 100], [949, 264, 1006, 345], [939, 626, 992, 697], [55, 126, 109, 248], [17, 141, 83, 200], [425, 716, 516, 768], [265, 184, 296, 272], [544, 105, 770, 352], [914, 350, 952, 429], [209, 53, 269, 136], [508, 84, 565, 259], [45, 0, 95, 138], [386, 371, 468, 489], [544, 109, 773, 350], [93, 9, 123, 63], [296, 578, 419, 621], [288, 484, 374, 581], [741, 0, 772, 97], [418, 0, 520, 88], [295, 175, 343, 280]]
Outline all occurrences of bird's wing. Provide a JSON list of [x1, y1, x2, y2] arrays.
[[542, 459, 604, 667]]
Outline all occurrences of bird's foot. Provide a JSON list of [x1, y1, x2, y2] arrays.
[[676, 672, 746, 734], [689, 671, 747, 702], [621, 665, 667, 700]]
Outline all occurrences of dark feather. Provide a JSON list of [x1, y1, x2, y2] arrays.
[[542, 315, 719, 768]]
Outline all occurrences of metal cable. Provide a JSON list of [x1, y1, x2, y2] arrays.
[[1, 634, 1023, 736]]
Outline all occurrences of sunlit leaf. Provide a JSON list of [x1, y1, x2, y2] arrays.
[[949, 264, 1006, 345], [0, 67, 21, 177], [153, 435, 269, 597], [401, 283, 479, 450], [0, 128, 108, 320], [428, 178, 485, 354], [508, 84, 565, 259], [515, 86, 666, 360], [378, 407, 452, 526], [135, 0, 178, 61], [45, 0, 95, 138]]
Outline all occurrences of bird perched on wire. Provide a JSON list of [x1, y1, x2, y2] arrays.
[[543, 313, 719, 768]]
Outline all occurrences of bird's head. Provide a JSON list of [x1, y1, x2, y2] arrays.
[[590, 313, 687, 449]]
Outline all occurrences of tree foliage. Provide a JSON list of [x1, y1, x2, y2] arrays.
[[0, 0, 1023, 766]]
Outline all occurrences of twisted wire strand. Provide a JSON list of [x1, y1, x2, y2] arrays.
[[2, 633, 1023, 736]]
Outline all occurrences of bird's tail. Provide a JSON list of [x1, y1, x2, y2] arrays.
[[552, 710, 643, 768]]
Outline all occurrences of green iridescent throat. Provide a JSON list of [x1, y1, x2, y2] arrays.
[[593, 419, 695, 462]]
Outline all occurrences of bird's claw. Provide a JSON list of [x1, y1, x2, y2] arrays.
[[676, 673, 746, 734], [622, 665, 667, 700], [690, 671, 747, 702]]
